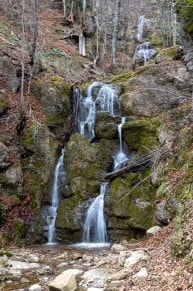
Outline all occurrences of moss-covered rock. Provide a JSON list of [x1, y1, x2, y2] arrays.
[[65, 133, 112, 199], [95, 112, 120, 140], [31, 77, 72, 135], [56, 195, 83, 242], [107, 169, 156, 240], [122, 118, 159, 155], [155, 46, 181, 63], [21, 122, 58, 208]]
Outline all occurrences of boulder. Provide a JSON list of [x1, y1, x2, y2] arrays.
[[132, 267, 148, 284], [82, 268, 115, 281], [111, 244, 125, 254], [146, 225, 161, 237], [29, 284, 42, 291], [49, 269, 77, 291], [124, 250, 150, 268]]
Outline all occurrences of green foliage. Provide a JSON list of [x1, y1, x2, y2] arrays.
[[176, 0, 193, 34]]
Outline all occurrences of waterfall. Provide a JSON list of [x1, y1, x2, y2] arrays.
[[136, 15, 145, 41], [78, 82, 120, 140], [46, 148, 65, 245], [83, 0, 86, 15], [83, 183, 108, 243], [134, 41, 156, 64], [114, 117, 128, 171]]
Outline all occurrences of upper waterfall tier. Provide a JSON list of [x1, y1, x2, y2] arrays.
[[77, 82, 121, 141]]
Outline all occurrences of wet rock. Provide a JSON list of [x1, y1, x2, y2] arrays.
[[29, 284, 42, 291], [146, 226, 161, 237], [49, 269, 77, 291], [111, 244, 125, 254], [124, 250, 150, 268]]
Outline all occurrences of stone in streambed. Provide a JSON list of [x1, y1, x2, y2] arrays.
[[49, 269, 77, 291]]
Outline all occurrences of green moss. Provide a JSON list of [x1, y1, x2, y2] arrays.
[[109, 169, 155, 230], [22, 122, 37, 150], [123, 118, 159, 154], [110, 71, 136, 84], [56, 194, 83, 230], [150, 35, 162, 47], [156, 46, 180, 59]]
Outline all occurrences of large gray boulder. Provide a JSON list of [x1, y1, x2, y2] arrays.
[[49, 269, 77, 291], [122, 62, 192, 117]]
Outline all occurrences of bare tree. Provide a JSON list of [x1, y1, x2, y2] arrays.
[[62, 0, 66, 17], [111, 0, 121, 65], [21, 0, 26, 112], [30, 0, 38, 66]]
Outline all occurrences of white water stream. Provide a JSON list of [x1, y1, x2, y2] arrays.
[[83, 182, 108, 243], [46, 148, 65, 245], [114, 117, 128, 171], [78, 82, 120, 140], [136, 15, 145, 41]]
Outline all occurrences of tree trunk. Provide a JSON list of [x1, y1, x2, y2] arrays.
[[30, 0, 38, 66], [111, 0, 121, 65], [21, 0, 26, 112], [62, 0, 66, 17]]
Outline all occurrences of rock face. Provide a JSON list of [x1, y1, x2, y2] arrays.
[[21, 123, 59, 208], [122, 62, 192, 117], [32, 77, 72, 135]]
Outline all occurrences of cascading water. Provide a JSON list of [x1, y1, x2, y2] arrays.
[[136, 15, 145, 41], [134, 41, 156, 64], [78, 82, 120, 140], [114, 117, 128, 171], [83, 182, 108, 244], [46, 148, 65, 245], [75, 82, 127, 247]]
